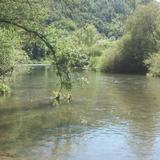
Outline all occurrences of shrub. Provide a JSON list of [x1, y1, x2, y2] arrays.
[[99, 3, 160, 74], [99, 35, 133, 73], [100, 45, 121, 72], [90, 57, 101, 71], [144, 53, 160, 77], [0, 83, 10, 96]]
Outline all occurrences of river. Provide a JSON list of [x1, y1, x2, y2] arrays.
[[0, 65, 160, 160]]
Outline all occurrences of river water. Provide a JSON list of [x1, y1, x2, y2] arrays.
[[0, 65, 160, 160]]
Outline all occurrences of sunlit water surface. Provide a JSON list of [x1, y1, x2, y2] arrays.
[[0, 65, 160, 160]]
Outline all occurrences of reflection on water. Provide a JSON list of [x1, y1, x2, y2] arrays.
[[0, 66, 160, 160]]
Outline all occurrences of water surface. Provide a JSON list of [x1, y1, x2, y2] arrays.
[[0, 65, 160, 160]]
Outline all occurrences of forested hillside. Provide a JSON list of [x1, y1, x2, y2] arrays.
[[51, 0, 153, 38], [25, 0, 154, 60]]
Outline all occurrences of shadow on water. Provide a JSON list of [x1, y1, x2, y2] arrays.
[[0, 66, 160, 160]]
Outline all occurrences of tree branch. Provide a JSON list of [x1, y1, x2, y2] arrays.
[[0, 19, 63, 80]]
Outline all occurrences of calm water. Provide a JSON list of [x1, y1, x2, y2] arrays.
[[0, 65, 160, 160]]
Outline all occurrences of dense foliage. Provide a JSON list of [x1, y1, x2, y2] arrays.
[[51, 0, 153, 37], [100, 2, 160, 75], [0, 29, 27, 77], [0, 0, 103, 97], [25, 0, 154, 60], [145, 53, 160, 77]]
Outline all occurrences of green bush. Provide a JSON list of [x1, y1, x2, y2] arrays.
[[99, 3, 160, 74], [53, 19, 77, 31], [100, 44, 121, 72], [144, 53, 160, 77], [90, 57, 101, 71], [0, 83, 10, 96], [99, 35, 134, 73], [100, 34, 149, 73], [87, 46, 103, 57], [87, 40, 111, 57]]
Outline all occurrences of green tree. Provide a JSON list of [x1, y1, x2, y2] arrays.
[[0, 0, 74, 98], [100, 2, 160, 74], [0, 28, 27, 95]]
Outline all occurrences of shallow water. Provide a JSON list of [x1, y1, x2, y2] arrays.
[[0, 65, 160, 160]]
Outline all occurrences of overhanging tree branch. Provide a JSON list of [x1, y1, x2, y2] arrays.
[[0, 19, 55, 55], [0, 19, 63, 84], [1, 20, 57, 61]]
